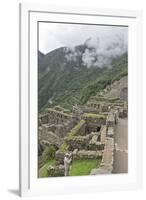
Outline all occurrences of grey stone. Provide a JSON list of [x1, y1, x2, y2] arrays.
[[47, 165, 64, 177]]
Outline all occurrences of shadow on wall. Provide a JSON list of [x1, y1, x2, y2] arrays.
[[7, 189, 19, 196]]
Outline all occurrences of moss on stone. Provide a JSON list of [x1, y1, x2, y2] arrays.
[[108, 97, 120, 102], [48, 108, 72, 117], [59, 142, 69, 152], [68, 120, 86, 138], [54, 105, 70, 113], [66, 135, 88, 142], [83, 113, 106, 119], [124, 101, 128, 109]]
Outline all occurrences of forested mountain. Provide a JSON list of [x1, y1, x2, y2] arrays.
[[38, 41, 128, 112]]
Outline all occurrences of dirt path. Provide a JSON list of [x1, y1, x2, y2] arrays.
[[113, 118, 128, 173]]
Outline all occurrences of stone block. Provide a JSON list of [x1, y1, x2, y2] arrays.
[[106, 113, 115, 127], [119, 108, 127, 118], [88, 141, 105, 151], [74, 150, 102, 160], [55, 150, 65, 164], [65, 135, 89, 150], [47, 165, 64, 177], [107, 127, 114, 137], [40, 114, 48, 124]]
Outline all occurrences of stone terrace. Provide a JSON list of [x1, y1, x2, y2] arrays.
[[38, 96, 128, 177]]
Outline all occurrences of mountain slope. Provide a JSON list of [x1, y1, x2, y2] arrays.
[[38, 45, 128, 113]]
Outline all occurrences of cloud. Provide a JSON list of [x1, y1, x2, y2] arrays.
[[63, 34, 127, 68], [81, 34, 127, 68], [39, 23, 128, 55], [39, 23, 127, 69]]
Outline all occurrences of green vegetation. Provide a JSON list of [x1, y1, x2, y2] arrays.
[[69, 159, 101, 176], [39, 158, 102, 177], [38, 159, 55, 178], [59, 142, 69, 152], [43, 146, 56, 160], [68, 119, 85, 138], [111, 68, 128, 83], [38, 45, 128, 113], [38, 146, 57, 169]]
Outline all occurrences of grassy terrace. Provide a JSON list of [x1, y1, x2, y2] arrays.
[[88, 96, 120, 104], [39, 158, 102, 177], [38, 159, 55, 178], [69, 158, 101, 176]]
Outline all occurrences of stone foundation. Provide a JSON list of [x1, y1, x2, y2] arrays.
[[90, 137, 114, 175], [39, 96, 127, 176], [47, 165, 64, 177], [73, 150, 103, 160]]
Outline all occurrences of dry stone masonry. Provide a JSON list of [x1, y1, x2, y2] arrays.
[[38, 89, 128, 176]]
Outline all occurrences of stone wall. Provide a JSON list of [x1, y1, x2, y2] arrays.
[[100, 125, 107, 143], [39, 96, 126, 176], [65, 135, 89, 150], [39, 126, 60, 145], [83, 113, 106, 133], [39, 114, 78, 149], [120, 87, 128, 101], [39, 113, 48, 125], [47, 108, 72, 125], [47, 165, 64, 177], [73, 150, 103, 160], [90, 137, 114, 175], [106, 112, 116, 127]]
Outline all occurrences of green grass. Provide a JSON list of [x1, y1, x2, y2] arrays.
[[38, 159, 55, 178], [39, 158, 102, 177], [69, 159, 101, 176]]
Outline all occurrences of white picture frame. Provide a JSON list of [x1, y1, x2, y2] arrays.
[[19, 3, 143, 197]]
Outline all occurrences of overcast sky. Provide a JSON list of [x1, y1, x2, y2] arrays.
[[39, 22, 128, 54]]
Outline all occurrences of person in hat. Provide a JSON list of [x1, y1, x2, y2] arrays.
[[64, 152, 72, 176]]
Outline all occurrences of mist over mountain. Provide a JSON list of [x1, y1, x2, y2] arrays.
[[38, 37, 128, 112]]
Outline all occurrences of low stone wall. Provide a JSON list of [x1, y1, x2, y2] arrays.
[[47, 108, 72, 124], [119, 108, 128, 118], [65, 135, 89, 150], [55, 142, 71, 164], [100, 125, 107, 143], [40, 113, 48, 124], [83, 113, 106, 133], [46, 124, 68, 138], [67, 119, 86, 137], [101, 137, 114, 167], [55, 150, 65, 164], [73, 150, 103, 160], [39, 117, 78, 148], [47, 165, 64, 177], [89, 140, 105, 151], [90, 137, 114, 175], [107, 127, 114, 137], [106, 112, 115, 127], [64, 131, 102, 151], [39, 126, 60, 145]]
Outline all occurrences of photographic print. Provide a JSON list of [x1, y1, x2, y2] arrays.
[[38, 22, 128, 178]]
